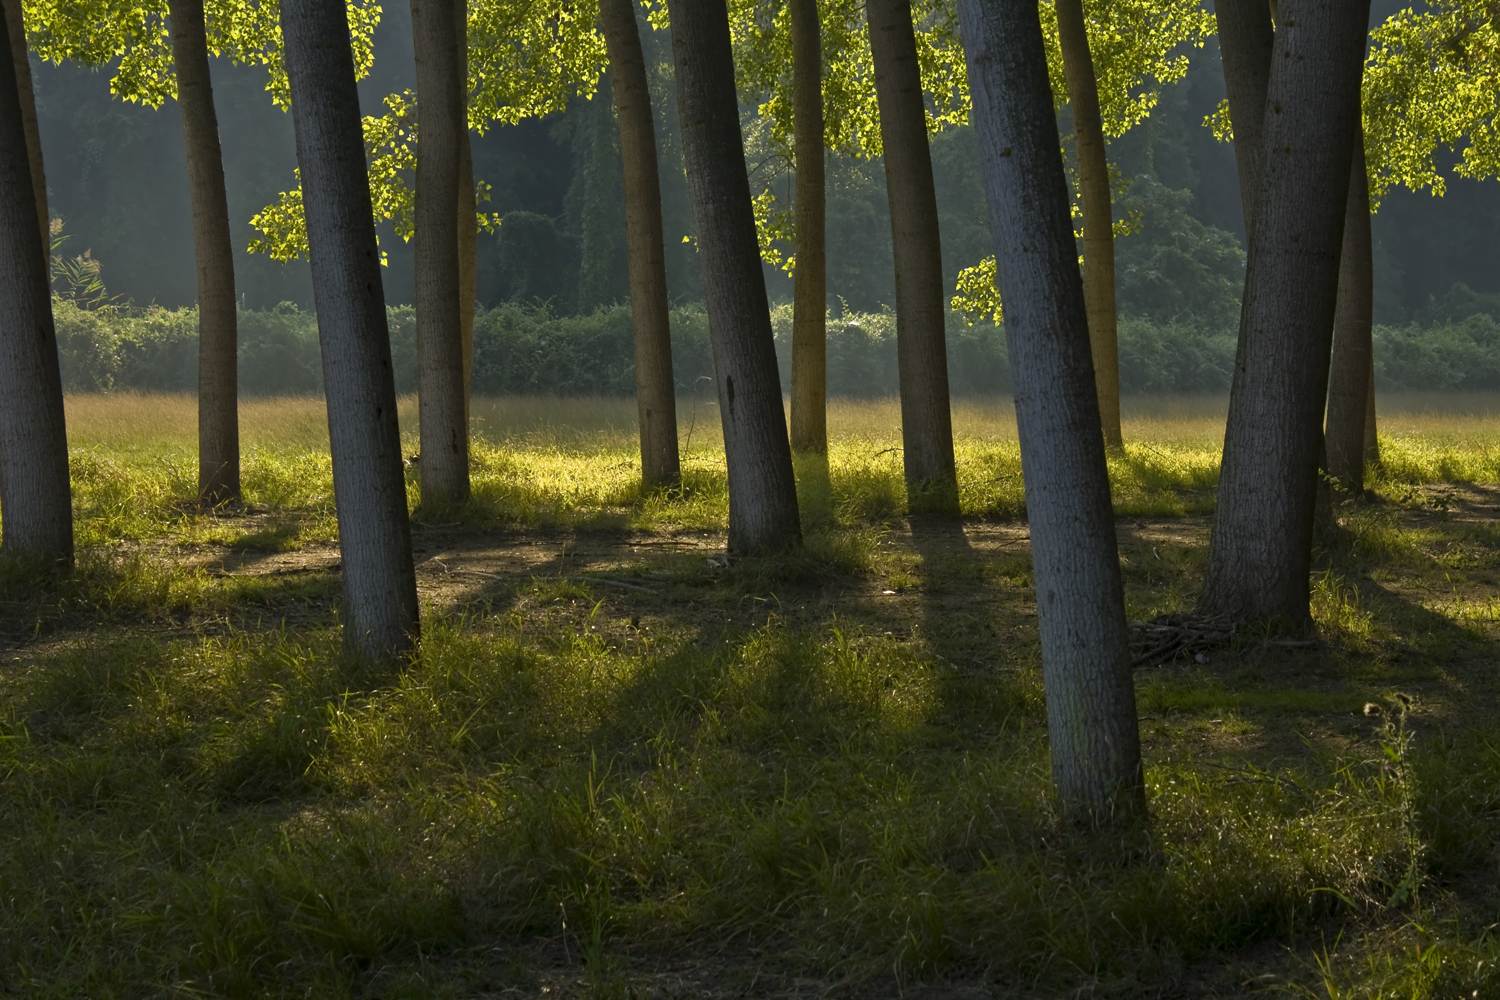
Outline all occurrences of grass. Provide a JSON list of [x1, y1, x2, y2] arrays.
[[55, 391, 1500, 546], [5, 392, 1500, 996]]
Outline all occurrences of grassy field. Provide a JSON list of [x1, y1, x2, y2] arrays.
[[5, 393, 1500, 997]]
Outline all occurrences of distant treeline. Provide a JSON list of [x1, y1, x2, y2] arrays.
[[51, 288, 1500, 398]]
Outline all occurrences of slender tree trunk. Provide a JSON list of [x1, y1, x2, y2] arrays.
[[600, 0, 680, 488], [411, 0, 470, 505], [1364, 353, 1379, 463], [1199, 0, 1371, 628], [958, 0, 1141, 826], [1215, 0, 1275, 240], [456, 0, 476, 414], [1055, 0, 1121, 452], [2, 0, 45, 262], [666, 0, 800, 552], [1325, 120, 1373, 496], [169, 0, 240, 506], [789, 0, 826, 455], [0, 11, 72, 565], [867, 0, 957, 513], [281, 0, 418, 662]]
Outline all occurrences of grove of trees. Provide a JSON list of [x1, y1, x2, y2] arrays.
[[0, 0, 1488, 815]]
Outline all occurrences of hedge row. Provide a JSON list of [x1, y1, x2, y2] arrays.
[[50, 297, 1500, 397]]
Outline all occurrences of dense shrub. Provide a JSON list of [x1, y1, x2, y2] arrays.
[[50, 296, 1500, 397]]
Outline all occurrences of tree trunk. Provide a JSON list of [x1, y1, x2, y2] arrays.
[[456, 0, 476, 415], [666, 0, 800, 552], [169, 0, 240, 506], [1215, 0, 1275, 240], [957, 0, 1141, 826], [1325, 120, 1372, 497], [411, 0, 470, 506], [0, 11, 72, 565], [281, 0, 419, 662], [1199, 0, 1371, 628], [1055, 0, 1121, 452], [867, 0, 957, 514], [1364, 353, 1379, 463], [2, 0, 46, 262], [789, 0, 826, 455], [600, 0, 680, 488]]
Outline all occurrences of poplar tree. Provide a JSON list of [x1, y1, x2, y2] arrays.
[[666, 0, 801, 553], [1199, 0, 1372, 627], [867, 0, 957, 513], [1325, 121, 1374, 496], [958, 0, 1142, 824], [2, 0, 45, 260], [0, 8, 73, 567], [281, 0, 419, 663], [599, 0, 680, 488], [1055, 0, 1120, 451], [411, 0, 470, 505]]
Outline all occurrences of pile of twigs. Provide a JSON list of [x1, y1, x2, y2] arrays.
[[1128, 612, 1235, 667]]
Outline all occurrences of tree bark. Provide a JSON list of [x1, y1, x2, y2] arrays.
[[789, 0, 826, 455], [1199, 0, 1371, 628], [411, 0, 470, 505], [1055, 0, 1121, 452], [1325, 119, 1373, 496], [666, 0, 800, 552], [169, 0, 240, 506], [957, 0, 1141, 826], [1364, 353, 1379, 463], [0, 11, 72, 565], [867, 0, 958, 514], [600, 0, 680, 488], [2, 0, 46, 262], [1215, 0, 1275, 240], [456, 0, 476, 415], [281, 0, 419, 662]]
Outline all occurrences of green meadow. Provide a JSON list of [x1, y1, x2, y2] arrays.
[[5, 392, 1500, 998]]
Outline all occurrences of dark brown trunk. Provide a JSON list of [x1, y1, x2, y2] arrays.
[[789, 0, 826, 455], [867, 0, 958, 514], [1055, 0, 1121, 451], [600, 0, 680, 488], [1364, 354, 1379, 463], [2, 0, 45, 261], [281, 0, 419, 663], [0, 11, 72, 565], [958, 0, 1141, 825], [1200, 0, 1371, 628], [1215, 0, 1275, 240], [666, 0, 800, 552], [412, 0, 470, 505], [455, 0, 476, 414], [169, 0, 241, 506], [1325, 121, 1372, 496]]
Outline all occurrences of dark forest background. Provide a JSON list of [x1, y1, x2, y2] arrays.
[[31, 0, 1500, 348]]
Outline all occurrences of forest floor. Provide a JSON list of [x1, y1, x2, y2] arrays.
[[6, 395, 1500, 998]]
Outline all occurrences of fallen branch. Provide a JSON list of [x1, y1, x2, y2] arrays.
[[1129, 612, 1234, 668]]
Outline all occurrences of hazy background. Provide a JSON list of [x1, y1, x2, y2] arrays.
[[30, 0, 1500, 326]]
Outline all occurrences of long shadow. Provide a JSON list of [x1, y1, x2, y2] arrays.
[[907, 513, 1043, 732]]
